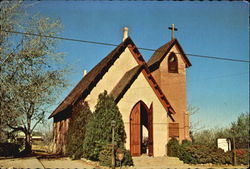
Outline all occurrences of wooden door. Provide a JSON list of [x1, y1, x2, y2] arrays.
[[147, 104, 153, 156], [130, 103, 141, 156]]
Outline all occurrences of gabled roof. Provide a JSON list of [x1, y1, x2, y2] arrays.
[[110, 65, 143, 103], [110, 63, 176, 118], [148, 38, 191, 72], [49, 37, 177, 120], [49, 37, 134, 119]]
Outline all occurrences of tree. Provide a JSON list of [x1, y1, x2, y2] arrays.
[[82, 91, 126, 161], [230, 112, 249, 149], [192, 112, 249, 149], [187, 105, 204, 142], [192, 128, 230, 147], [66, 100, 92, 159], [0, 1, 68, 154]]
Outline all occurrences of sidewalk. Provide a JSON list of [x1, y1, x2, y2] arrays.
[[0, 156, 248, 169], [39, 157, 99, 168], [0, 157, 100, 169], [0, 157, 44, 168]]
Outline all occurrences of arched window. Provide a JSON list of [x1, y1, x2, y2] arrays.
[[168, 52, 178, 73]]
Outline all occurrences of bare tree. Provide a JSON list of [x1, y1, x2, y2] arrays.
[[0, 1, 68, 154]]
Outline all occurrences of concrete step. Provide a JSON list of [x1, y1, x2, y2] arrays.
[[132, 155, 187, 167]]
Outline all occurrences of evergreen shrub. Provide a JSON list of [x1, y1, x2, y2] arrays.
[[181, 139, 192, 147], [179, 144, 232, 165], [65, 100, 92, 159], [99, 145, 112, 166], [99, 145, 133, 167], [121, 149, 134, 166], [179, 146, 197, 164], [166, 139, 247, 165], [82, 91, 133, 165], [167, 137, 181, 157]]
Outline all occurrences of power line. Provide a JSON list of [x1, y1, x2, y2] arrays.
[[1, 29, 249, 63]]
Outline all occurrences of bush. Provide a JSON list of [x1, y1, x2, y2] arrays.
[[235, 149, 248, 165], [179, 145, 197, 164], [181, 139, 192, 147], [178, 144, 233, 165], [65, 101, 92, 159], [117, 149, 133, 166], [179, 145, 248, 165], [99, 145, 112, 166], [82, 91, 127, 161], [166, 140, 241, 165], [167, 137, 181, 157], [0, 143, 20, 157], [99, 145, 133, 167]]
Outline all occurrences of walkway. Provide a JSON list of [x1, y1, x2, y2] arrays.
[[132, 155, 248, 169], [0, 155, 248, 169]]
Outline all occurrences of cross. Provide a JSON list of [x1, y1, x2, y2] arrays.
[[168, 24, 178, 40]]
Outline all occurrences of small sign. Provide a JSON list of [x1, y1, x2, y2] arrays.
[[217, 138, 231, 152]]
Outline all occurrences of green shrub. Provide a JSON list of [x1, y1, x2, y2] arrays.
[[99, 145, 133, 167], [179, 145, 198, 164], [176, 134, 248, 165], [82, 91, 127, 161], [179, 144, 233, 165], [118, 149, 133, 166], [0, 143, 20, 157], [99, 145, 112, 166], [181, 139, 192, 147], [65, 101, 92, 159], [235, 149, 249, 165], [167, 137, 181, 157]]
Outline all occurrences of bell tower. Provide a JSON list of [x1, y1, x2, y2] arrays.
[[147, 26, 192, 141]]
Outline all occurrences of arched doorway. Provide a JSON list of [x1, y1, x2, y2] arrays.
[[130, 101, 153, 156]]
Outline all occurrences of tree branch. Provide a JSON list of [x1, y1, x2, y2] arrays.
[[7, 123, 26, 133], [31, 113, 44, 133]]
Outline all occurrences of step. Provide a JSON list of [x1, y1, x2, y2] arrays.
[[132, 155, 187, 167]]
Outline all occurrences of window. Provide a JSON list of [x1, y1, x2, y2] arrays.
[[168, 52, 178, 73]]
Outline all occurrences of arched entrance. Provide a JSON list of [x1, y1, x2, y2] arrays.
[[130, 101, 153, 156]]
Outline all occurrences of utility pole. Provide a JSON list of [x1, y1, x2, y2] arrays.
[[231, 128, 237, 166]]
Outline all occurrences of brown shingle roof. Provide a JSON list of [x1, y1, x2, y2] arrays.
[[49, 37, 133, 119], [49, 37, 185, 120], [147, 38, 191, 72], [110, 65, 143, 103], [110, 63, 176, 118]]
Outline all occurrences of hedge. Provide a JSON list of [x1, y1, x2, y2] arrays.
[[0, 143, 20, 157], [167, 138, 248, 165]]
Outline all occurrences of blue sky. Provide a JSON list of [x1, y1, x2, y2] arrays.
[[27, 1, 249, 130]]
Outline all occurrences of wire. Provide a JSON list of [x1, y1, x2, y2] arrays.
[[1, 29, 118, 47], [1, 29, 249, 63]]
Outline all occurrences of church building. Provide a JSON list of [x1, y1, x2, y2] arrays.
[[48, 26, 192, 157]]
